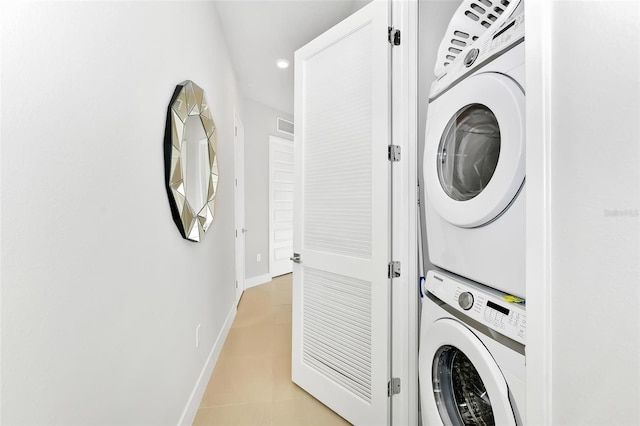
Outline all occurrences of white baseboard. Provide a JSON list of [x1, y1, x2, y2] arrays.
[[244, 273, 272, 289], [177, 303, 237, 426]]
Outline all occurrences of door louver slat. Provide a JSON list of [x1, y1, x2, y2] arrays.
[[305, 287, 371, 316], [302, 267, 372, 402], [304, 339, 372, 379], [302, 24, 373, 261], [304, 322, 372, 363], [304, 310, 371, 345]]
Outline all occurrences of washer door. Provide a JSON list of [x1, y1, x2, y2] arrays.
[[424, 72, 525, 228], [419, 318, 516, 426]]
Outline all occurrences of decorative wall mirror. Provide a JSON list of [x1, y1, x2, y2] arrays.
[[164, 80, 218, 242]]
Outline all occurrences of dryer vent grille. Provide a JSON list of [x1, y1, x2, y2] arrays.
[[434, 0, 519, 77]]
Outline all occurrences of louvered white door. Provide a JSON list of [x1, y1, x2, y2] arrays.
[[292, 2, 391, 424], [269, 136, 294, 278]]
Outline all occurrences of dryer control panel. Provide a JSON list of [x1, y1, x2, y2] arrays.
[[425, 270, 526, 345]]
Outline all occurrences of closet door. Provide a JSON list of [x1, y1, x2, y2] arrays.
[[292, 1, 392, 424]]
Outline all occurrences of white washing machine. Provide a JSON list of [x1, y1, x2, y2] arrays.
[[419, 270, 526, 425], [423, 12, 526, 298]]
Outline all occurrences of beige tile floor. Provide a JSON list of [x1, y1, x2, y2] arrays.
[[193, 274, 351, 426]]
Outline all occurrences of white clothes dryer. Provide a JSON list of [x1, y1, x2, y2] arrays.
[[423, 13, 526, 297], [419, 270, 526, 426]]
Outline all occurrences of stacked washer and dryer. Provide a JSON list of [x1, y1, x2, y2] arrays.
[[419, 1, 527, 425]]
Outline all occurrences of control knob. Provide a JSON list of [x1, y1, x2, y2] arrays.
[[458, 292, 474, 310], [464, 48, 479, 67]]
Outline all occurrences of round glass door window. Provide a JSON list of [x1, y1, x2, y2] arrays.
[[432, 345, 495, 426], [437, 104, 500, 202]]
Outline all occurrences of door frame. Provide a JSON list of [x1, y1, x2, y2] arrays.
[[234, 110, 246, 305], [524, 0, 553, 423], [390, 0, 419, 424], [268, 135, 294, 279]]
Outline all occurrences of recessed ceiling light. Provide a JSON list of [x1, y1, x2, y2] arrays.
[[276, 59, 290, 69]]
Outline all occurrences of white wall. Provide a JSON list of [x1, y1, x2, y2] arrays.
[[418, 0, 461, 272], [243, 99, 293, 280], [527, 1, 640, 424], [418, 0, 461, 152], [1, 2, 241, 424], [350, 0, 373, 14], [550, 2, 639, 423]]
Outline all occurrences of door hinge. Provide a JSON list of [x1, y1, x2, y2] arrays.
[[388, 261, 401, 278], [388, 27, 401, 46], [235, 126, 238, 136], [388, 377, 401, 396], [388, 145, 401, 162]]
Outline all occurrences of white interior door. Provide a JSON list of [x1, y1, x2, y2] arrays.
[[234, 111, 246, 305], [292, 2, 391, 424], [269, 136, 294, 278]]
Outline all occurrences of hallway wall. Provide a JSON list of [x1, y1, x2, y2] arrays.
[[1, 2, 241, 424]]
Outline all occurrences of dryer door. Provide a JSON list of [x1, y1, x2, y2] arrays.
[[424, 72, 524, 228], [419, 318, 517, 426]]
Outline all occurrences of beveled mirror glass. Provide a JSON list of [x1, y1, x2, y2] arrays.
[[164, 80, 218, 242]]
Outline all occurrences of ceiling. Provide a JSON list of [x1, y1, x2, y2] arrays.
[[214, 0, 370, 116]]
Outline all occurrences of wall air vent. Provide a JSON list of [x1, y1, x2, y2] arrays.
[[277, 117, 294, 136]]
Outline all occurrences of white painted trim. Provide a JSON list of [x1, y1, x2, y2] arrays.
[[525, 0, 553, 424], [244, 273, 272, 289], [390, 0, 419, 424], [234, 109, 246, 306], [177, 303, 237, 426]]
